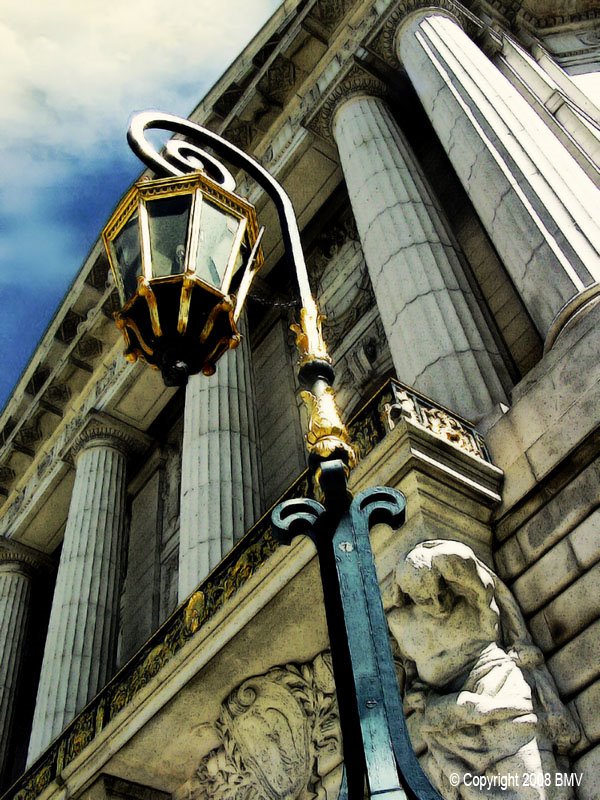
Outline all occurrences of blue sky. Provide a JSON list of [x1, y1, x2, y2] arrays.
[[0, 0, 280, 411]]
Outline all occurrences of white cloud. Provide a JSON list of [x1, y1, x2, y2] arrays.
[[0, 0, 279, 154]]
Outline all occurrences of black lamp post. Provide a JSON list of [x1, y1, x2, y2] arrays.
[[103, 112, 443, 800]]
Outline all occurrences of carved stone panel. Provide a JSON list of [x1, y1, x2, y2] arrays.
[[178, 653, 341, 800]]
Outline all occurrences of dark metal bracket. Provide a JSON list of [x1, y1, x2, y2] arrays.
[[272, 460, 443, 800]]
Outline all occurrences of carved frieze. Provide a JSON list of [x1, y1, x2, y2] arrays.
[[517, 1, 600, 29], [382, 384, 490, 461]]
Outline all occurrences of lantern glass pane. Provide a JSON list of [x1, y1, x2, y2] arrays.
[[195, 201, 242, 287], [147, 195, 191, 278], [112, 211, 141, 301]]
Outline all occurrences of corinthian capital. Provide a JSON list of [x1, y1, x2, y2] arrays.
[[368, 0, 480, 68], [69, 412, 151, 461], [305, 61, 390, 142], [0, 537, 53, 575]]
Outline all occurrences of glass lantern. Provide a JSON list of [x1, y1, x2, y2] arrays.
[[102, 172, 263, 385]]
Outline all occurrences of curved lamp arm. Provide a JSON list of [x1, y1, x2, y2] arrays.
[[128, 111, 355, 471]]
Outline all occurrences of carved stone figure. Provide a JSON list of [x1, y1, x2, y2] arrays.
[[388, 540, 580, 800], [179, 653, 340, 800]]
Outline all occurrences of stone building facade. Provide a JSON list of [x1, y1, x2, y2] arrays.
[[0, 0, 599, 798]]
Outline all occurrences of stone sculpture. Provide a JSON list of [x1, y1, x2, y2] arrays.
[[387, 540, 580, 800]]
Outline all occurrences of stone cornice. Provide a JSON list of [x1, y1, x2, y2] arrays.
[[0, 537, 54, 573], [368, 0, 482, 68], [305, 60, 391, 142], [69, 412, 152, 461], [515, 0, 599, 30]]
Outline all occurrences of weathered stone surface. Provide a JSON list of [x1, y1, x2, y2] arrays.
[[529, 562, 600, 652], [573, 680, 600, 745], [548, 618, 600, 696], [573, 743, 600, 800], [513, 538, 580, 616], [332, 91, 509, 421], [396, 9, 600, 343]]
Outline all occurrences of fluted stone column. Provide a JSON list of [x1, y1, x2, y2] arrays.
[[27, 416, 140, 763], [179, 320, 262, 601], [329, 82, 508, 420], [394, 8, 600, 347], [0, 541, 46, 782]]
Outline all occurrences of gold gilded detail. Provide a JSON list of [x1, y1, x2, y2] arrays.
[[177, 275, 194, 335], [184, 591, 206, 634], [301, 386, 357, 468], [138, 280, 162, 337], [290, 306, 332, 366]]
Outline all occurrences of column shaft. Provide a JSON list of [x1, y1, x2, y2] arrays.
[[27, 435, 127, 762], [333, 93, 508, 420], [0, 562, 31, 782], [178, 326, 261, 601], [396, 10, 600, 343]]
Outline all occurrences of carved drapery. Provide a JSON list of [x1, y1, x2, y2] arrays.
[[388, 540, 580, 799]]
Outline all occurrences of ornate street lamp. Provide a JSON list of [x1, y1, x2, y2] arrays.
[[104, 112, 441, 800], [102, 170, 263, 385]]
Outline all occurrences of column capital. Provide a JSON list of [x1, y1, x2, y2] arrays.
[[0, 537, 53, 575], [369, 0, 480, 68], [305, 61, 391, 143], [69, 411, 151, 462]]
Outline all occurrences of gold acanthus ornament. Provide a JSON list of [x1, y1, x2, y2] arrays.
[[290, 306, 332, 366], [301, 386, 357, 468]]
